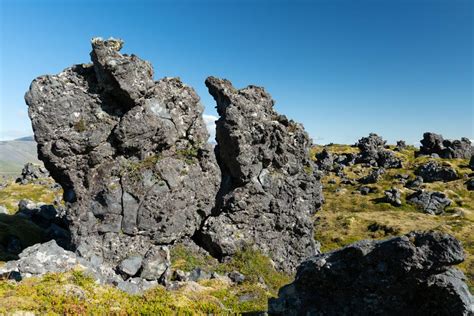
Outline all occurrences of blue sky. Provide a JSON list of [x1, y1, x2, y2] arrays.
[[0, 0, 472, 144]]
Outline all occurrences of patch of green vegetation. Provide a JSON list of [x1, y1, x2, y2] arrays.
[[120, 154, 161, 183], [304, 165, 313, 175], [176, 145, 200, 165], [313, 144, 474, 291], [171, 244, 292, 311], [73, 118, 87, 132], [0, 181, 60, 214], [0, 247, 291, 314], [0, 269, 229, 314]]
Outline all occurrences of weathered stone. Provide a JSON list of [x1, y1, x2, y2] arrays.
[[405, 176, 424, 189], [394, 140, 407, 151], [196, 76, 323, 273], [228, 271, 245, 284], [118, 255, 143, 277], [188, 267, 211, 282], [383, 188, 402, 207], [140, 246, 170, 281], [358, 168, 385, 184], [407, 190, 452, 215], [415, 161, 458, 182], [16, 163, 49, 185], [417, 132, 472, 159], [26, 38, 220, 266], [269, 231, 473, 315], [355, 133, 402, 168]]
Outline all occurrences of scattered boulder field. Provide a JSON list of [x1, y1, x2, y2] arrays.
[[0, 38, 472, 314]]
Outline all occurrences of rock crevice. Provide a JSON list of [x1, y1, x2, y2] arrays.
[[25, 38, 322, 275]]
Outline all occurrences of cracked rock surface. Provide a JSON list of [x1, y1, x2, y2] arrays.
[[25, 38, 323, 274], [269, 231, 474, 316], [26, 38, 221, 272], [196, 77, 323, 272]]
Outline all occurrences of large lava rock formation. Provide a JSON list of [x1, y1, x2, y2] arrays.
[[25, 38, 322, 274]]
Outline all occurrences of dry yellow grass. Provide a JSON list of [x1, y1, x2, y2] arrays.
[[313, 144, 474, 291]]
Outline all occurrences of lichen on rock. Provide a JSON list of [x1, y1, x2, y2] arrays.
[[26, 38, 221, 277], [25, 38, 323, 276]]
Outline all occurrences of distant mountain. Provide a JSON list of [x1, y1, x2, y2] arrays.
[[15, 136, 35, 141], [0, 136, 40, 175]]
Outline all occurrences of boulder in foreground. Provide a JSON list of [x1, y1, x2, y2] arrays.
[[269, 231, 473, 315]]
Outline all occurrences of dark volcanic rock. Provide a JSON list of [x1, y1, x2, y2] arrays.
[[415, 161, 458, 182], [16, 163, 49, 185], [197, 76, 323, 272], [269, 231, 473, 316], [26, 38, 220, 270], [417, 132, 472, 159], [356, 133, 402, 168], [465, 178, 474, 191], [407, 190, 452, 215], [394, 140, 407, 151], [25, 38, 323, 275], [405, 176, 424, 189], [358, 167, 385, 184], [470, 155, 474, 171], [383, 188, 402, 207]]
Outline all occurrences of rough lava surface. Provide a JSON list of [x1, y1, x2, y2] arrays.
[[25, 38, 322, 274], [196, 77, 323, 272], [269, 231, 474, 316], [26, 38, 221, 277]]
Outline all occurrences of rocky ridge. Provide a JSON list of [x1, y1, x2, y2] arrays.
[[24, 38, 322, 281]]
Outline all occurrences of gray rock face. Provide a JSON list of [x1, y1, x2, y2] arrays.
[[394, 140, 407, 151], [196, 77, 323, 272], [315, 149, 355, 174], [415, 161, 458, 182], [356, 133, 402, 168], [16, 163, 49, 185], [405, 176, 424, 189], [417, 132, 472, 159], [407, 190, 452, 215], [383, 188, 402, 207], [269, 231, 474, 316], [118, 255, 143, 277], [26, 38, 220, 266], [358, 167, 385, 184], [25, 38, 323, 274]]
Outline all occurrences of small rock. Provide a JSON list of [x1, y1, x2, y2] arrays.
[[465, 178, 474, 191], [358, 168, 385, 184], [188, 267, 211, 282], [228, 271, 246, 284], [383, 188, 402, 207], [407, 190, 452, 215], [118, 255, 143, 277], [415, 161, 458, 182], [140, 246, 170, 282], [172, 269, 188, 282], [405, 176, 423, 189]]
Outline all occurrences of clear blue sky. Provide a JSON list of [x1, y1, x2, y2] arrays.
[[0, 0, 472, 144]]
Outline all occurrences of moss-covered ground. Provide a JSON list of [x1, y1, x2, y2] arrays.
[[312, 145, 474, 292], [0, 145, 472, 313]]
